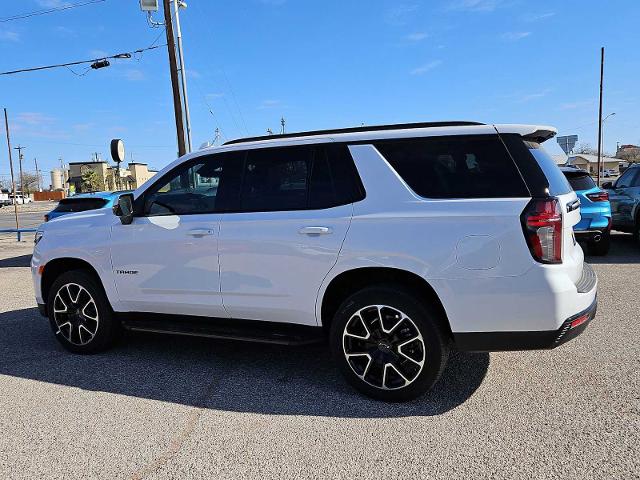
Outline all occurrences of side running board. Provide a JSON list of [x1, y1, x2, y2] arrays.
[[119, 313, 324, 346]]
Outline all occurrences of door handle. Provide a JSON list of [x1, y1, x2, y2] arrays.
[[187, 228, 215, 237], [299, 226, 332, 235]]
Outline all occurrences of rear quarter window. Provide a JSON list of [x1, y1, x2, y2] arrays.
[[527, 145, 572, 196], [374, 135, 529, 199]]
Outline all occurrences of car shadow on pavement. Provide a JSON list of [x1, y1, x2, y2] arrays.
[[0, 254, 32, 268], [584, 232, 639, 265], [0, 307, 489, 418]]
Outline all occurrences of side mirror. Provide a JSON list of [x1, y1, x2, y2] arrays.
[[601, 181, 613, 189], [113, 193, 134, 225]]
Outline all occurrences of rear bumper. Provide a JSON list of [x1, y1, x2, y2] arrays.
[[574, 229, 607, 242], [453, 297, 597, 352]]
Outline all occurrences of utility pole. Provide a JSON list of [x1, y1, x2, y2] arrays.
[[34, 157, 41, 191], [14, 145, 25, 196], [163, 0, 187, 157], [3, 109, 19, 230], [281, 117, 286, 135], [172, 0, 192, 153], [596, 47, 605, 187]]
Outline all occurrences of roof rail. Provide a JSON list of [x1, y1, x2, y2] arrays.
[[223, 121, 485, 146]]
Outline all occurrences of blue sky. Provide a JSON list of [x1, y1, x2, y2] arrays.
[[1, 0, 639, 181]]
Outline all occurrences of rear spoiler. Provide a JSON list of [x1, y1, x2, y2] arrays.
[[493, 124, 558, 144], [522, 128, 557, 144]]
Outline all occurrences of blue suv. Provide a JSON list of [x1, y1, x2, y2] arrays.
[[560, 167, 612, 255], [603, 164, 640, 243], [44, 191, 132, 223]]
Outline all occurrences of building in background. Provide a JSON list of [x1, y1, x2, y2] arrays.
[[65, 161, 157, 194], [566, 154, 620, 173]]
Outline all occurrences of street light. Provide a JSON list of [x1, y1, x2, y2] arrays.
[[600, 112, 616, 178]]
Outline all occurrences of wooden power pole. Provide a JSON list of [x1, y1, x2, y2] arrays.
[[3, 109, 19, 230], [596, 47, 605, 186], [163, 0, 186, 157]]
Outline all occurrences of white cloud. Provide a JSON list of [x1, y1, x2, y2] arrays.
[[501, 31, 531, 41], [559, 100, 595, 111], [410, 60, 442, 75], [186, 69, 202, 79], [516, 89, 552, 103], [16, 112, 54, 126], [405, 32, 429, 42], [448, 0, 505, 12], [523, 12, 555, 22], [258, 99, 281, 109], [386, 4, 419, 25], [0, 30, 20, 42], [37, 1, 72, 7], [123, 69, 145, 81]]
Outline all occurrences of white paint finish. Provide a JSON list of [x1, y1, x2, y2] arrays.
[[33, 122, 595, 339], [455, 235, 500, 270], [109, 214, 227, 317], [217, 204, 352, 325]]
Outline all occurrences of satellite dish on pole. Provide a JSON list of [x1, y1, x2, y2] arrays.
[[557, 135, 578, 155]]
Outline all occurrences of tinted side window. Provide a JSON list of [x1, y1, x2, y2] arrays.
[[375, 136, 529, 198], [143, 157, 225, 216], [325, 145, 366, 204], [616, 168, 639, 188], [528, 146, 572, 195], [241, 147, 312, 211]]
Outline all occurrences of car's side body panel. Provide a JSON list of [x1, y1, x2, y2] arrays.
[[316, 143, 594, 333]]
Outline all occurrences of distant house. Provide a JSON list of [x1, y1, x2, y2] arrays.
[[566, 154, 620, 173]]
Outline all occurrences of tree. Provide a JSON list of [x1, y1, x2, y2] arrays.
[[19, 172, 40, 194], [81, 170, 101, 192], [616, 149, 640, 164], [573, 142, 613, 158]]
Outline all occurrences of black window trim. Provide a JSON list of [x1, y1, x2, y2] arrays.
[[135, 144, 366, 217]]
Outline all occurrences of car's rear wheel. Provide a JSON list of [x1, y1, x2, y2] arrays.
[[47, 270, 119, 353], [587, 231, 611, 256], [330, 285, 449, 401]]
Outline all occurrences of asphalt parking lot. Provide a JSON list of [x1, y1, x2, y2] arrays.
[[0, 234, 639, 479]]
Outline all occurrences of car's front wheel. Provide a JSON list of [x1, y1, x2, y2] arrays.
[[47, 270, 119, 353], [330, 285, 449, 402]]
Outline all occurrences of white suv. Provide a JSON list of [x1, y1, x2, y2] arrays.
[[32, 122, 597, 401]]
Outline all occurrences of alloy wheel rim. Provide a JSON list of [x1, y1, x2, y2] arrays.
[[53, 283, 99, 346], [342, 305, 425, 390]]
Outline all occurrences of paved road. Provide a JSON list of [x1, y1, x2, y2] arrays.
[[0, 235, 638, 479], [0, 202, 53, 230]]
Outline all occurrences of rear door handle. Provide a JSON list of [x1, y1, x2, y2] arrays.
[[299, 226, 332, 235], [187, 228, 215, 237]]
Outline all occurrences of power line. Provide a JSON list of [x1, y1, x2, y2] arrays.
[[0, 0, 106, 23], [0, 44, 166, 76]]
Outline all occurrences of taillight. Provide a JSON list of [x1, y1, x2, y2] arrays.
[[521, 198, 563, 264], [586, 191, 609, 202]]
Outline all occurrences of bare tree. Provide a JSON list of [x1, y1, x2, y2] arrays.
[[616, 149, 640, 164], [19, 172, 40, 194]]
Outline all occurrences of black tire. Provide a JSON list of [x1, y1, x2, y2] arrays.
[[46, 269, 119, 354], [587, 231, 611, 256], [633, 216, 640, 244], [330, 285, 449, 402]]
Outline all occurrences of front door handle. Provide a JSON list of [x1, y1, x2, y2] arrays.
[[187, 228, 215, 237], [299, 226, 332, 235]]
